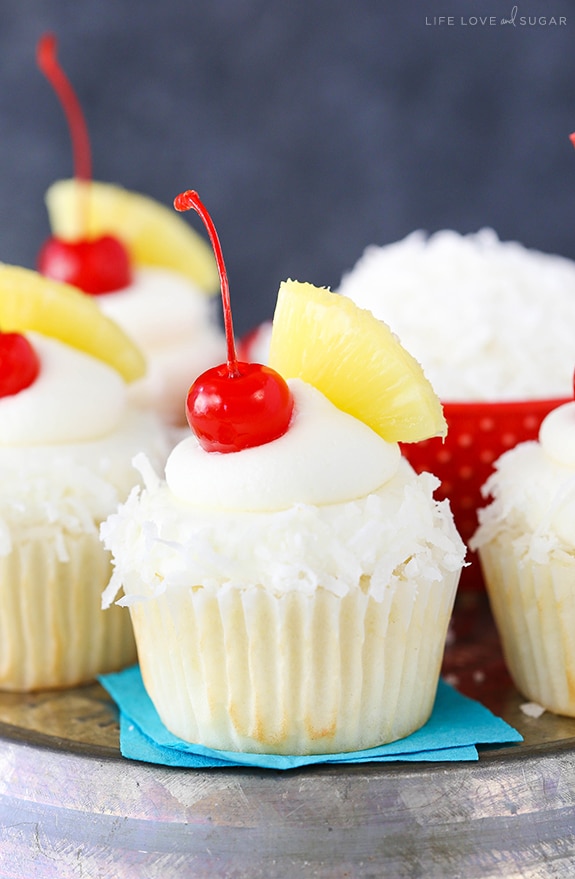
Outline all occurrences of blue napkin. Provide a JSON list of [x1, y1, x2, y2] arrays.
[[100, 666, 522, 770]]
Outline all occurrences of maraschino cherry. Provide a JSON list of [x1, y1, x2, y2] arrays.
[[174, 190, 294, 453], [0, 331, 40, 398], [36, 33, 131, 295]]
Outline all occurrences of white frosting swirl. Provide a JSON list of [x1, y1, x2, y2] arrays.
[[99, 268, 226, 424], [99, 268, 219, 349], [0, 332, 125, 445], [539, 401, 575, 467], [164, 379, 401, 511]]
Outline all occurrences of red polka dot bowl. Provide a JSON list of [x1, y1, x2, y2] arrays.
[[401, 397, 569, 591]]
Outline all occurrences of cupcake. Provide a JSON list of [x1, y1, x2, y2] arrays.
[[471, 389, 575, 716], [0, 265, 168, 691], [100, 192, 466, 756], [36, 34, 226, 426]]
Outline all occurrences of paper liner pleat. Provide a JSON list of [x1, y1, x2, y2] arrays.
[[0, 535, 136, 691], [479, 537, 575, 716], [130, 572, 459, 755]]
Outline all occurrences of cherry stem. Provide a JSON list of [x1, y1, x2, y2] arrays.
[[37, 33, 91, 233], [174, 190, 240, 378]]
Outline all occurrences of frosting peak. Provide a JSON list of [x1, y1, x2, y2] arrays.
[[539, 401, 575, 468], [164, 379, 401, 512]]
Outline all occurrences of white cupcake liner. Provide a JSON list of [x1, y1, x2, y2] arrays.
[[129, 572, 459, 755], [479, 536, 575, 716], [0, 533, 136, 691]]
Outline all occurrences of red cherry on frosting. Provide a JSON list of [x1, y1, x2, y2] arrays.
[[188, 361, 295, 453], [174, 189, 294, 453], [0, 332, 41, 398], [38, 234, 132, 294], [36, 33, 132, 295]]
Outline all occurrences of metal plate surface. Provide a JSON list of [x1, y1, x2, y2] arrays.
[[1, 592, 575, 878]]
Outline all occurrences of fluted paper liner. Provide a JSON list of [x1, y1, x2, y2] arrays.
[[479, 536, 575, 716], [0, 533, 136, 691], [129, 572, 459, 755]]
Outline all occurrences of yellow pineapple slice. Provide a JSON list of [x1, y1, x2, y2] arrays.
[[0, 264, 146, 383], [268, 280, 446, 443], [45, 179, 219, 293]]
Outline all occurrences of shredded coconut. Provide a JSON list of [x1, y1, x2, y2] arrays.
[[100, 457, 467, 608], [520, 702, 546, 718], [338, 229, 575, 401], [0, 411, 168, 562], [0, 458, 120, 561], [470, 441, 575, 560]]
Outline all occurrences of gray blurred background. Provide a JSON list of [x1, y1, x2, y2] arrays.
[[1, 0, 574, 335]]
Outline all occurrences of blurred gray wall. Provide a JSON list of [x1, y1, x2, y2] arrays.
[[1, 0, 574, 334]]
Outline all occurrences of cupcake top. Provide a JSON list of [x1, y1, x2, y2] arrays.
[[101, 378, 465, 608], [102, 197, 465, 606], [471, 400, 575, 557], [0, 330, 167, 559], [0, 259, 172, 555], [40, 181, 226, 424], [338, 228, 575, 402]]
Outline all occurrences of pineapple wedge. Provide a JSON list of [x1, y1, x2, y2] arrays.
[[268, 280, 446, 443], [0, 264, 146, 383], [45, 179, 219, 293]]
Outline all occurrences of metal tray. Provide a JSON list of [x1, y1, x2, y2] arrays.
[[1, 591, 575, 878]]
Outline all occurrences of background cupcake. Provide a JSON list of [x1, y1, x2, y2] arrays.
[[0, 264, 168, 691], [471, 387, 575, 716]]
